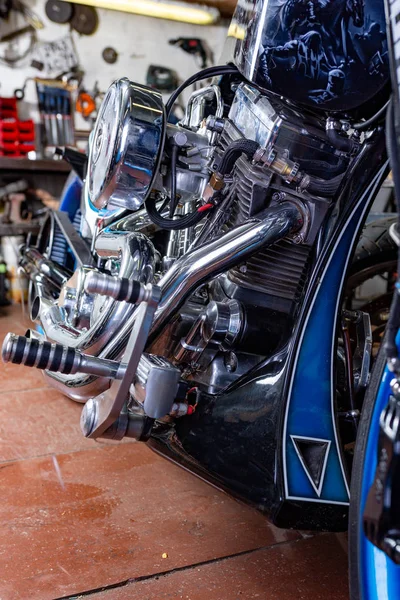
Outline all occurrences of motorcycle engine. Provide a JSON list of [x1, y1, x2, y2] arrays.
[[86, 77, 351, 397]]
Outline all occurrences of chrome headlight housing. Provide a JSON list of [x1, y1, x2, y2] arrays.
[[87, 78, 165, 211]]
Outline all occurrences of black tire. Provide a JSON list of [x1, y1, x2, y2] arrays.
[[347, 218, 397, 598], [348, 216, 397, 289], [348, 334, 387, 600]]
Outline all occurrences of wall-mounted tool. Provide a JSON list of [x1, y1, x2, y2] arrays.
[[169, 37, 212, 69], [0, 24, 36, 67], [0, 1, 43, 67], [71, 4, 98, 35], [76, 90, 96, 119], [45, 0, 74, 24], [36, 82, 74, 148], [13, 77, 34, 100], [102, 46, 118, 64], [146, 65, 179, 93]]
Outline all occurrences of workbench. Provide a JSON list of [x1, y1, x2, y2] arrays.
[[0, 157, 72, 237], [0, 157, 71, 200]]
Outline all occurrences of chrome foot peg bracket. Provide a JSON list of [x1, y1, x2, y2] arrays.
[[80, 273, 161, 440]]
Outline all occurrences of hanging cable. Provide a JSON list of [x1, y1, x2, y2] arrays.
[[353, 100, 390, 131], [145, 196, 212, 231], [169, 145, 179, 217]]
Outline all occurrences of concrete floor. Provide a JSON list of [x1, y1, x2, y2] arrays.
[[0, 305, 350, 600]]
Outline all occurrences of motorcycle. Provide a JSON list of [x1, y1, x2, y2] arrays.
[[348, 0, 400, 598], [2, 0, 399, 597]]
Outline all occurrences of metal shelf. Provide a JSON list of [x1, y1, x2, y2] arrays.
[[0, 158, 71, 173], [0, 222, 41, 237]]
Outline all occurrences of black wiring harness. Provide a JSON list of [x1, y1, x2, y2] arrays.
[[217, 139, 260, 175], [145, 137, 260, 231], [145, 195, 209, 230]]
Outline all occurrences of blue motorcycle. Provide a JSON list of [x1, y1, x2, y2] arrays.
[[3, 0, 400, 597]]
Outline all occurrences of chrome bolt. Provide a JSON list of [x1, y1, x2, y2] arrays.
[[80, 398, 97, 437], [224, 351, 238, 373], [293, 233, 305, 244], [173, 131, 188, 147]]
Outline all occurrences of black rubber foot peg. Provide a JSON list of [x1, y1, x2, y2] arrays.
[[2, 333, 78, 374], [84, 272, 152, 304]]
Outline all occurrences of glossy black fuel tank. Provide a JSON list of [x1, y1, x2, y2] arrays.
[[227, 0, 389, 113]]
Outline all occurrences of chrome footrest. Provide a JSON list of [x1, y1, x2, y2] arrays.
[[80, 275, 162, 439]]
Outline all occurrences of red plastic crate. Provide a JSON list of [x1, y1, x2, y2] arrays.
[[0, 100, 35, 155], [18, 120, 34, 133], [0, 120, 17, 132], [0, 97, 17, 120], [0, 118, 35, 154], [0, 131, 17, 143], [0, 120, 18, 143], [0, 140, 19, 156], [18, 143, 35, 155], [17, 120, 35, 142]]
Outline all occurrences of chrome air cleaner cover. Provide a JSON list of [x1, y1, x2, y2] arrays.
[[87, 78, 166, 211]]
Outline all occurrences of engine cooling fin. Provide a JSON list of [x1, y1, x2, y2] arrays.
[[228, 239, 311, 307], [221, 151, 311, 312]]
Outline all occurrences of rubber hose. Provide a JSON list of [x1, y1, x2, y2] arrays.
[[299, 158, 346, 177], [306, 173, 345, 197], [218, 139, 260, 175], [326, 128, 357, 154]]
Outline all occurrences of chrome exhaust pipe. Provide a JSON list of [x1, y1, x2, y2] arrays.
[[151, 202, 302, 338], [25, 328, 42, 340], [13, 202, 302, 402], [50, 202, 301, 400], [20, 247, 62, 315], [21, 247, 70, 289]]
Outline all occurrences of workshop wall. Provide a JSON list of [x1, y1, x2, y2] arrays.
[[0, 0, 228, 127]]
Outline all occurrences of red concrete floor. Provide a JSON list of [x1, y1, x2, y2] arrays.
[[0, 305, 350, 600]]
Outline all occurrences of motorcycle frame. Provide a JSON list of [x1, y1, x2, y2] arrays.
[[148, 128, 389, 532]]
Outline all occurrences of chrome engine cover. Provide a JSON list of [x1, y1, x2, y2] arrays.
[[87, 78, 166, 212]]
